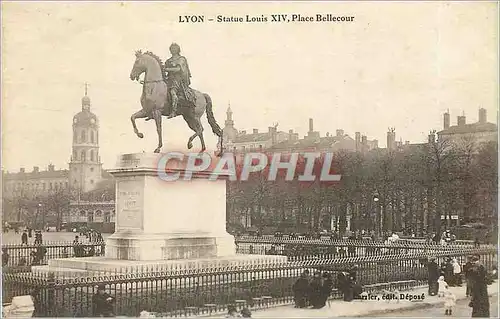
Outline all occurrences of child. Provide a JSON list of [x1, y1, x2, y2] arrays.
[[443, 288, 456, 315], [437, 275, 448, 297]]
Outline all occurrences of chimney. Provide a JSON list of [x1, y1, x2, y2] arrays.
[[457, 115, 466, 126], [355, 132, 361, 151], [405, 140, 410, 145], [336, 129, 344, 137], [361, 135, 367, 145], [33, 166, 39, 173], [387, 128, 396, 150], [428, 132, 435, 144], [20, 168, 25, 173], [479, 108, 487, 124], [48, 164, 55, 172], [309, 118, 314, 132], [253, 129, 258, 134], [443, 111, 450, 129]]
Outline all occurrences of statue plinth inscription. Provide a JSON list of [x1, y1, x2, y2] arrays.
[[117, 188, 142, 230]]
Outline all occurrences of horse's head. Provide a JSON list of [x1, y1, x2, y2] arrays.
[[130, 50, 164, 82], [130, 50, 146, 81]]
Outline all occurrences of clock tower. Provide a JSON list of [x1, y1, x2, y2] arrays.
[[69, 84, 103, 196]]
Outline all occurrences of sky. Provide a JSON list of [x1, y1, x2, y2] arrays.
[[1, 1, 498, 171]]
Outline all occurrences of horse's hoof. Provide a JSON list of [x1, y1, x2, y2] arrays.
[[154, 148, 161, 153], [187, 142, 193, 149], [137, 133, 144, 138]]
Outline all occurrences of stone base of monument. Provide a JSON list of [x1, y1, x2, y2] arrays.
[[33, 254, 287, 278], [33, 153, 287, 278]]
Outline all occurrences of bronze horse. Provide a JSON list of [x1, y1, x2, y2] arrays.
[[129, 50, 222, 154]]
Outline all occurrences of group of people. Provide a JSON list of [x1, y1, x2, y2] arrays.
[[427, 255, 491, 317], [20, 229, 43, 245], [292, 269, 337, 309]]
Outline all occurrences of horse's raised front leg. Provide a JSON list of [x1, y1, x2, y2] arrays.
[[153, 109, 163, 153], [131, 109, 147, 138]]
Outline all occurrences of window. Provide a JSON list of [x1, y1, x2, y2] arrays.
[[73, 133, 77, 143], [90, 150, 94, 162], [43, 183, 46, 190], [49, 183, 53, 189], [91, 131, 95, 143], [104, 211, 111, 223], [90, 179, 94, 184], [90, 167, 94, 172], [81, 130, 86, 143], [81, 150, 86, 161], [73, 150, 77, 161], [87, 211, 94, 223]]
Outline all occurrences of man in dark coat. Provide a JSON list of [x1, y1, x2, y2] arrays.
[[319, 272, 333, 308], [92, 284, 115, 317], [469, 255, 490, 317], [427, 257, 439, 296], [308, 272, 323, 308], [21, 231, 28, 245], [463, 256, 474, 297], [292, 271, 310, 308]]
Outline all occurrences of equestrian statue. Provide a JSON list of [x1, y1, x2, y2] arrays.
[[129, 43, 223, 154]]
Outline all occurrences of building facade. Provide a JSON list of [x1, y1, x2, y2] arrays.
[[437, 108, 498, 148], [2, 86, 115, 226]]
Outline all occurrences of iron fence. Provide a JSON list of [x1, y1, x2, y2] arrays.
[[2, 246, 496, 317], [234, 237, 485, 261], [1, 241, 105, 268]]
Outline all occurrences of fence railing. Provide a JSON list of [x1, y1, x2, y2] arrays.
[[1, 241, 105, 267], [234, 237, 484, 261], [1, 238, 483, 268], [2, 246, 496, 317]]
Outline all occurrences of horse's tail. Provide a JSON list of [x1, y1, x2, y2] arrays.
[[204, 93, 222, 137]]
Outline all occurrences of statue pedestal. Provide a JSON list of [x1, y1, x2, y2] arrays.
[[34, 153, 286, 277], [105, 152, 234, 260]]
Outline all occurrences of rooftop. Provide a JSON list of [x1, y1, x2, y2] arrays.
[[438, 122, 497, 135]]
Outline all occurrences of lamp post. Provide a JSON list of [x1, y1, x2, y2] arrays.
[[38, 203, 43, 229], [373, 193, 381, 238]]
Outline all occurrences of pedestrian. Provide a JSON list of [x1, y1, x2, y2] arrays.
[[308, 271, 323, 308], [443, 287, 456, 316], [463, 256, 474, 297], [319, 272, 333, 308], [337, 271, 353, 301], [21, 231, 28, 245], [452, 258, 462, 286], [438, 276, 448, 297], [225, 305, 241, 318], [292, 271, 310, 308], [427, 257, 439, 296], [445, 258, 454, 286], [73, 236, 83, 257], [2, 248, 9, 267], [92, 284, 115, 317], [469, 255, 490, 317], [240, 307, 251, 318]]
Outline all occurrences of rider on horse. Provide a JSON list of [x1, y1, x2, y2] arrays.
[[145, 43, 196, 120]]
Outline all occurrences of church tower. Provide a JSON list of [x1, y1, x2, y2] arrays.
[[69, 84, 103, 196], [222, 103, 238, 142]]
